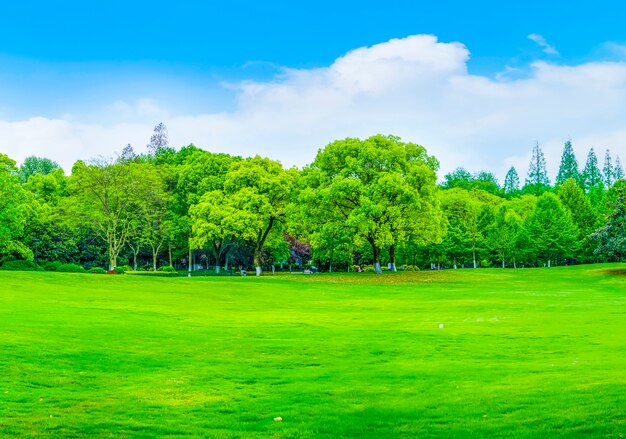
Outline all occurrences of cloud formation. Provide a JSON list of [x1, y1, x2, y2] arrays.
[[1, 34, 626, 183], [528, 33, 559, 56]]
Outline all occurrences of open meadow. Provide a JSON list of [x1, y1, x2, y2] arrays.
[[1, 265, 625, 438]]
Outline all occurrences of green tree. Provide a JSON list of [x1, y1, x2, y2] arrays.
[[307, 135, 443, 274], [524, 193, 578, 267], [147, 122, 169, 155], [615, 156, 624, 181], [557, 179, 599, 261], [590, 185, 626, 260], [487, 204, 521, 268], [442, 168, 473, 190], [603, 149, 615, 187], [555, 140, 579, 186], [18, 156, 60, 183], [582, 147, 603, 191], [503, 166, 520, 195], [525, 142, 550, 187], [0, 154, 31, 261]]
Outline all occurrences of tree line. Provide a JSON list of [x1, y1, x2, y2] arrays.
[[1, 127, 625, 275]]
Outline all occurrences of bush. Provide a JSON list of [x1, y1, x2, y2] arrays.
[[403, 265, 420, 272], [113, 266, 126, 275], [363, 265, 376, 273], [157, 266, 177, 273], [88, 267, 106, 274], [125, 271, 179, 277], [56, 263, 86, 273], [118, 265, 133, 272], [0, 260, 39, 271], [42, 261, 62, 272]]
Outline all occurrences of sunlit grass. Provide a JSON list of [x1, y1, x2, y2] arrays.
[[1, 265, 625, 437]]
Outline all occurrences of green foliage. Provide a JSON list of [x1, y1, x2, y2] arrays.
[[125, 270, 179, 277], [582, 147, 603, 191], [157, 266, 177, 272], [525, 142, 550, 187], [602, 149, 615, 188], [113, 266, 126, 274], [556, 140, 580, 186], [18, 156, 60, 183], [503, 166, 520, 195], [88, 267, 107, 274], [591, 186, 626, 260], [42, 260, 63, 271], [0, 259, 40, 271], [56, 263, 86, 273]]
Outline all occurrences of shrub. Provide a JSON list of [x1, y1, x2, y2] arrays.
[[113, 266, 126, 275], [118, 265, 133, 272], [157, 266, 177, 272], [363, 265, 376, 273], [125, 271, 179, 277], [404, 265, 420, 272], [0, 260, 39, 271], [56, 263, 86, 273], [42, 261, 62, 272], [88, 267, 106, 274]]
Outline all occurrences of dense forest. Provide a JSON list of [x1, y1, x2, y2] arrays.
[[1, 125, 625, 275]]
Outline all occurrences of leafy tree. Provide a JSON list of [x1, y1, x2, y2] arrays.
[[191, 156, 294, 276], [603, 149, 615, 187], [472, 171, 501, 195], [582, 147, 603, 191], [590, 185, 626, 260], [557, 178, 599, 261], [525, 142, 550, 187], [147, 122, 169, 154], [0, 154, 31, 261], [71, 159, 155, 270], [503, 166, 520, 195], [487, 205, 521, 268], [18, 156, 60, 183], [556, 140, 579, 186], [442, 168, 473, 190], [524, 193, 578, 267], [306, 135, 443, 274]]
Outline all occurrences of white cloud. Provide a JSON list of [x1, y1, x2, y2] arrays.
[[3, 34, 626, 184], [528, 33, 559, 56]]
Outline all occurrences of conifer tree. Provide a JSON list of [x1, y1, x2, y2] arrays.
[[591, 185, 626, 260], [556, 140, 579, 186], [503, 166, 520, 194], [603, 149, 615, 187], [525, 142, 550, 187], [615, 155, 624, 181], [582, 147, 603, 191]]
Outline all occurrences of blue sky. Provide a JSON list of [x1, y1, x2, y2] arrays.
[[3, 0, 626, 179]]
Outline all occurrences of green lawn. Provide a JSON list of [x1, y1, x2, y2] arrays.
[[1, 265, 625, 438]]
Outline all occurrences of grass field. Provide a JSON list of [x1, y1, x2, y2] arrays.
[[1, 265, 625, 438]]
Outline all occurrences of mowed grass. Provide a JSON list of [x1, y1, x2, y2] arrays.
[[0, 265, 625, 438]]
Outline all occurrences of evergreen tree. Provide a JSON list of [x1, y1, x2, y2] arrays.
[[525, 142, 550, 187], [556, 140, 579, 186], [503, 166, 520, 194], [558, 179, 599, 261], [615, 155, 624, 181], [603, 149, 615, 187], [581, 147, 603, 191], [147, 122, 169, 154], [524, 193, 578, 267], [590, 185, 626, 260]]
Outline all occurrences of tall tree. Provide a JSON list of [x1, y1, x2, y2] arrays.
[[582, 147, 603, 191], [615, 155, 625, 181], [487, 205, 521, 268], [306, 135, 443, 274], [147, 122, 169, 154], [524, 193, 577, 267], [442, 168, 473, 190], [0, 154, 30, 261], [525, 142, 550, 187], [555, 140, 579, 186], [503, 166, 520, 195], [603, 149, 615, 187], [18, 156, 60, 183], [590, 185, 626, 260], [558, 178, 599, 261], [71, 159, 155, 270]]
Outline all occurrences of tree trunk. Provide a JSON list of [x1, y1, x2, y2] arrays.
[[254, 249, 262, 276], [133, 251, 138, 271], [389, 244, 397, 272], [473, 248, 477, 269], [502, 257, 505, 269], [152, 249, 158, 272], [188, 245, 192, 275], [548, 258, 551, 268], [168, 244, 172, 267], [368, 238, 382, 274]]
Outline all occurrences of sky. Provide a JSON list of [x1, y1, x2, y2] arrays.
[[3, 0, 626, 181]]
